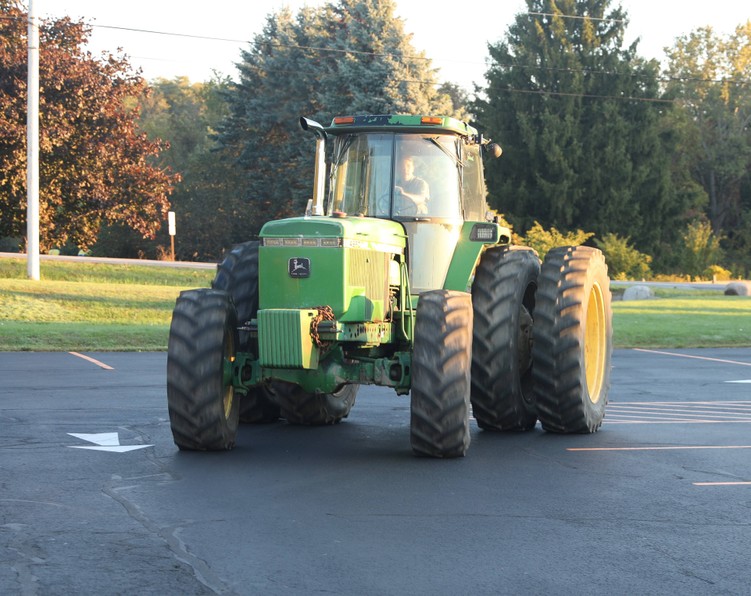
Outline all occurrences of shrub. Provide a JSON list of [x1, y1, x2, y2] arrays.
[[705, 264, 732, 281], [0, 237, 22, 253], [594, 233, 652, 280], [680, 219, 723, 280], [521, 222, 593, 260]]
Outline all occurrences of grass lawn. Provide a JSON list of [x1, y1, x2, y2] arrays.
[[1, 257, 749, 351], [0, 258, 214, 351], [612, 293, 750, 348]]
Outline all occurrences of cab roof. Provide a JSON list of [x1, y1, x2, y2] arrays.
[[325, 114, 479, 138]]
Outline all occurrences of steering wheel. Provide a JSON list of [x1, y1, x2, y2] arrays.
[[376, 192, 391, 216], [375, 190, 423, 217], [393, 188, 422, 216]]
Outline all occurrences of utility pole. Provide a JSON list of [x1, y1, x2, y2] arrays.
[[27, 0, 40, 280]]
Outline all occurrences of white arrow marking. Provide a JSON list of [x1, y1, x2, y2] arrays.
[[67, 432, 152, 452], [726, 380, 751, 384], [69, 445, 151, 453], [69, 432, 119, 445]]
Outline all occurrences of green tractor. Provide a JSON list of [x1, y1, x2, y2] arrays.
[[167, 114, 612, 458]]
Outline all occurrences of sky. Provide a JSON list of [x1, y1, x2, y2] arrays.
[[42, 1, 750, 90]]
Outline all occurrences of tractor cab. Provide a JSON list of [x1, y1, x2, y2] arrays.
[[303, 115, 495, 293]]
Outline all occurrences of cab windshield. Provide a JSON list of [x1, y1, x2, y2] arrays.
[[327, 133, 466, 221]]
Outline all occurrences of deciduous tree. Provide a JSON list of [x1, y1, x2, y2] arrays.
[[664, 22, 751, 275], [0, 1, 178, 251], [107, 75, 242, 260]]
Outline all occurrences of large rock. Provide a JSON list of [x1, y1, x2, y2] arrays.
[[622, 285, 654, 301], [724, 281, 751, 296]]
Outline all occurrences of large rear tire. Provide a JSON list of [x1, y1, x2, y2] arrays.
[[471, 246, 540, 431], [167, 289, 240, 450], [276, 383, 358, 425], [410, 290, 473, 458], [213, 241, 260, 344], [532, 246, 612, 433], [213, 241, 280, 423]]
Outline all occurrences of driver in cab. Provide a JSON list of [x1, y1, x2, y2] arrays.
[[394, 156, 429, 215]]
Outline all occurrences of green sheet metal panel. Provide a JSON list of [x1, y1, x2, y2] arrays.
[[259, 216, 406, 322], [257, 309, 319, 369]]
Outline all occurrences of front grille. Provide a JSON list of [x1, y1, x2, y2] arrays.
[[348, 249, 389, 304]]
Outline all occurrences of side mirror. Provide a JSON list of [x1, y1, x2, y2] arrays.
[[487, 143, 502, 159]]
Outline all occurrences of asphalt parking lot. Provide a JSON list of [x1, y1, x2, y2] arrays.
[[1, 348, 750, 595]]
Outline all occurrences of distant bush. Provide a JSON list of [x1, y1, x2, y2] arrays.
[[680, 219, 723, 280], [705, 264, 732, 281], [0, 236, 22, 253], [650, 273, 693, 282], [594, 233, 652, 280], [521, 221, 593, 260]]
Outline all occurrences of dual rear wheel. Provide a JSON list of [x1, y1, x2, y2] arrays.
[[533, 246, 612, 433], [408, 245, 611, 459], [469, 245, 612, 436], [471, 246, 539, 431]]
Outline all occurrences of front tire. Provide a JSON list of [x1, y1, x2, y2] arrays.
[[532, 246, 612, 433], [471, 246, 540, 431], [410, 290, 473, 458], [167, 289, 240, 450]]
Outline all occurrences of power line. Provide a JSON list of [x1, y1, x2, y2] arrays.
[[232, 61, 680, 104], [497, 86, 677, 104], [491, 61, 750, 86], [88, 22, 749, 87], [95, 24, 248, 45], [10, 13, 749, 88], [95, 23, 431, 61]]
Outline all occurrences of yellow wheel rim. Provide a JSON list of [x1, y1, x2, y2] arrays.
[[584, 282, 606, 403]]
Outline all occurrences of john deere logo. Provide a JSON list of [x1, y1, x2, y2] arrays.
[[288, 257, 310, 278]]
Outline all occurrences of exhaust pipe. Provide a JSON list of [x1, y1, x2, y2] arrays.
[[300, 117, 327, 216]]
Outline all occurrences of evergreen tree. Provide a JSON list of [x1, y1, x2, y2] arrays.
[[317, 0, 453, 115], [217, 0, 456, 239], [474, 0, 682, 257]]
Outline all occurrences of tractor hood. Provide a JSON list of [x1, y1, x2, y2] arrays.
[[260, 216, 406, 253], [258, 216, 407, 322]]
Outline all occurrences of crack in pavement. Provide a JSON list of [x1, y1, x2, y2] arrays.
[[103, 473, 237, 595]]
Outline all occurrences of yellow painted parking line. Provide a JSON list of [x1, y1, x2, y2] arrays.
[[68, 352, 114, 370]]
